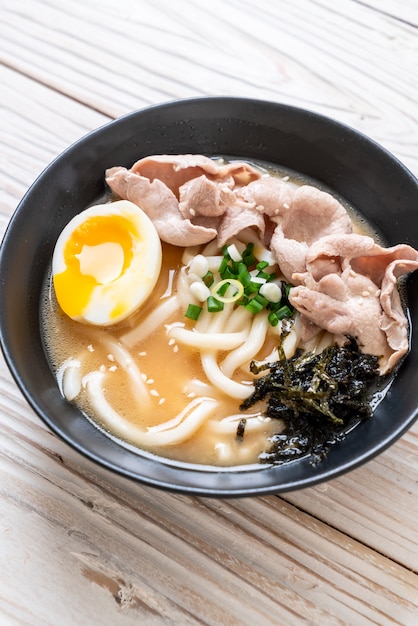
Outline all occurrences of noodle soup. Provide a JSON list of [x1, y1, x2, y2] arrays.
[[43, 239, 284, 466], [41, 156, 418, 467]]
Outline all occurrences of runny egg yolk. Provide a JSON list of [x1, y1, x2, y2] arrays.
[[52, 200, 162, 326]]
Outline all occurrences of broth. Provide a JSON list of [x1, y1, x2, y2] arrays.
[[42, 240, 282, 466], [41, 157, 386, 467]]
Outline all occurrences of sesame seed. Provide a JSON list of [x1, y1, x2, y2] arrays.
[[150, 389, 159, 397], [146, 378, 155, 385], [138, 351, 147, 357]]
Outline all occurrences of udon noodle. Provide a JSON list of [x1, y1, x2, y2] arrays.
[[41, 156, 418, 467], [44, 232, 302, 466]]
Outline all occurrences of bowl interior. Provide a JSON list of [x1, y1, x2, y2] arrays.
[[1, 97, 417, 496]]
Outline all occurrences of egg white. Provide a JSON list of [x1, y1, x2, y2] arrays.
[[52, 200, 162, 325]]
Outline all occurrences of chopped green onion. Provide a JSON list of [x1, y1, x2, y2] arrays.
[[275, 305, 294, 320], [245, 298, 265, 314], [251, 276, 267, 285], [260, 282, 282, 303], [218, 257, 229, 275], [242, 242, 254, 256], [256, 270, 271, 281], [207, 296, 224, 313], [238, 270, 252, 287], [186, 243, 294, 326], [227, 243, 242, 262], [202, 270, 214, 287], [211, 278, 244, 303], [185, 303, 203, 321], [189, 254, 209, 278], [196, 242, 294, 321], [268, 311, 280, 327], [220, 265, 236, 280], [256, 261, 269, 271], [216, 281, 230, 296], [254, 293, 269, 307], [268, 300, 282, 313], [242, 243, 257, 267], [244, 282, 260, 296], [243, 253, 256, 267], [231, 260, 242, 274], [237, 294, 249, 306]]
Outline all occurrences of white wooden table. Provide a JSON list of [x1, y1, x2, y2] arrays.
[[1, 1, 417, 624]]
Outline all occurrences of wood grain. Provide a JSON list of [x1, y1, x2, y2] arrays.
[[355, 0, 418, 25], [0, 361, 417, 625], [0, 64, 109, 216], [1, 1, 418, 624], [1, 0, 418, 175]]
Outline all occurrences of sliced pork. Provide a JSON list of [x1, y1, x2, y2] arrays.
[[105, 154, 418, 373], [130, 154, 260, 197], [106, 156, 262, 246], [218, 203, 265, 246], [236, 176, 295, 217], [105, 167, 217, 246], [269, 186, 353, 282], [178, 175, 235, 219], [290, 234, 418, 372]]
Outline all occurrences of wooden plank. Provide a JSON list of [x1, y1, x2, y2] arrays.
[[1, 0, 417, 175], [0, 64, 109, 218], [283, 422, 418, 572], [353, 0, 418, 25], [0, 365, 417, 625]]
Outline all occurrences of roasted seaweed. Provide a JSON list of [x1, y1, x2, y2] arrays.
[[241, 337, 383, 465]]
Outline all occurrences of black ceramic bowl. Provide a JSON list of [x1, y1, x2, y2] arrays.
[[1, 97, 417, 496]]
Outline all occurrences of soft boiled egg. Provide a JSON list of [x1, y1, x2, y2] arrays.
[[52, 200, 162, 325]]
